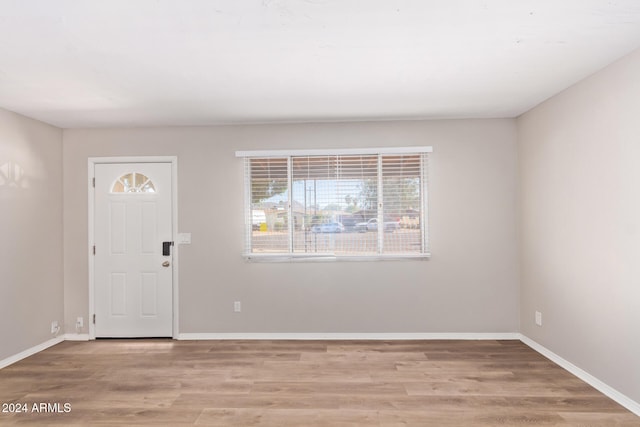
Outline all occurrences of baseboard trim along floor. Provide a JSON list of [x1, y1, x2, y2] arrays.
[[520, 334, 640, 417], [0, 336, 63, 370], [176, 332, 521, 341]]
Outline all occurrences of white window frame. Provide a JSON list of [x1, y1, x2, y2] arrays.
[[236, 147, 432, 262]]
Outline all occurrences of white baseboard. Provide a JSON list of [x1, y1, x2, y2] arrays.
[[0, 336, 64, 369], [520, 334, 640, 417], [177, 332, 521, 341], [64, 333, 90, 341]]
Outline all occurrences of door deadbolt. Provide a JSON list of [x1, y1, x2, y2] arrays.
[[162, 261, 170, 267], [162, 241, 174, 256]]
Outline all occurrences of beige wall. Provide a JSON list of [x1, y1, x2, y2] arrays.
[[518, 48, 640, 402], [63, 119, 519, 335], [0, 108, 63, 360]]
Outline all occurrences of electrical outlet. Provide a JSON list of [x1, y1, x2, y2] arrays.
[[51, 321, 59, 334], [535, 311, 542, 327], [76, 317, 84, 329], [234, 301, 241, 312]]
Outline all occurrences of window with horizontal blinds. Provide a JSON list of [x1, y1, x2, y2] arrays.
[[381, 154, 426, 254], [239, 148, 431, 261], [246, 157, 289, 253]]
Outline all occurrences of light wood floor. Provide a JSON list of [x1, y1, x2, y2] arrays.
[[0, 339, 638, 426]]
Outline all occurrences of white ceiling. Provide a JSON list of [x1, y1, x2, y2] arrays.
[[1, 0, 640, 128]]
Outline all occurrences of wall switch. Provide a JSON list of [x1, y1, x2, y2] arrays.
[[51, 321, 59, 334], [535, 311, 542, 326], [234, 301, 241, 312], [178, 233, 192, 244]]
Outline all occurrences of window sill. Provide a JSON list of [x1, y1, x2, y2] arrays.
[[243, 253, 431, 263]]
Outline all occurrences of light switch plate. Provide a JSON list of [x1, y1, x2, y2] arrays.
[[178, 233, 191, 244], [535, 311, 542, 326]]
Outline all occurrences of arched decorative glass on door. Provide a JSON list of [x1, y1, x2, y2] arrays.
[[111, 172, 156, 193]]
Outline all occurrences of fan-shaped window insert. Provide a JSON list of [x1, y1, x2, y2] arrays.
[[111, 173, 156, 193]]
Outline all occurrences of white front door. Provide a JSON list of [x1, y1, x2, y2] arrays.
[[94, 162, 173, 337]]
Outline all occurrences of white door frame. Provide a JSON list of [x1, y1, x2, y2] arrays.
[[88, 156, 179, 339]]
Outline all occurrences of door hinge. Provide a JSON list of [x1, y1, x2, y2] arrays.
[[92, 177, 95, 188], [92, 245, 96, 255], [93, 314, 96, 324]]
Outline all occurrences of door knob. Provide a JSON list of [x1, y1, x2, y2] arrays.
[[162, 261, 170, 267]]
